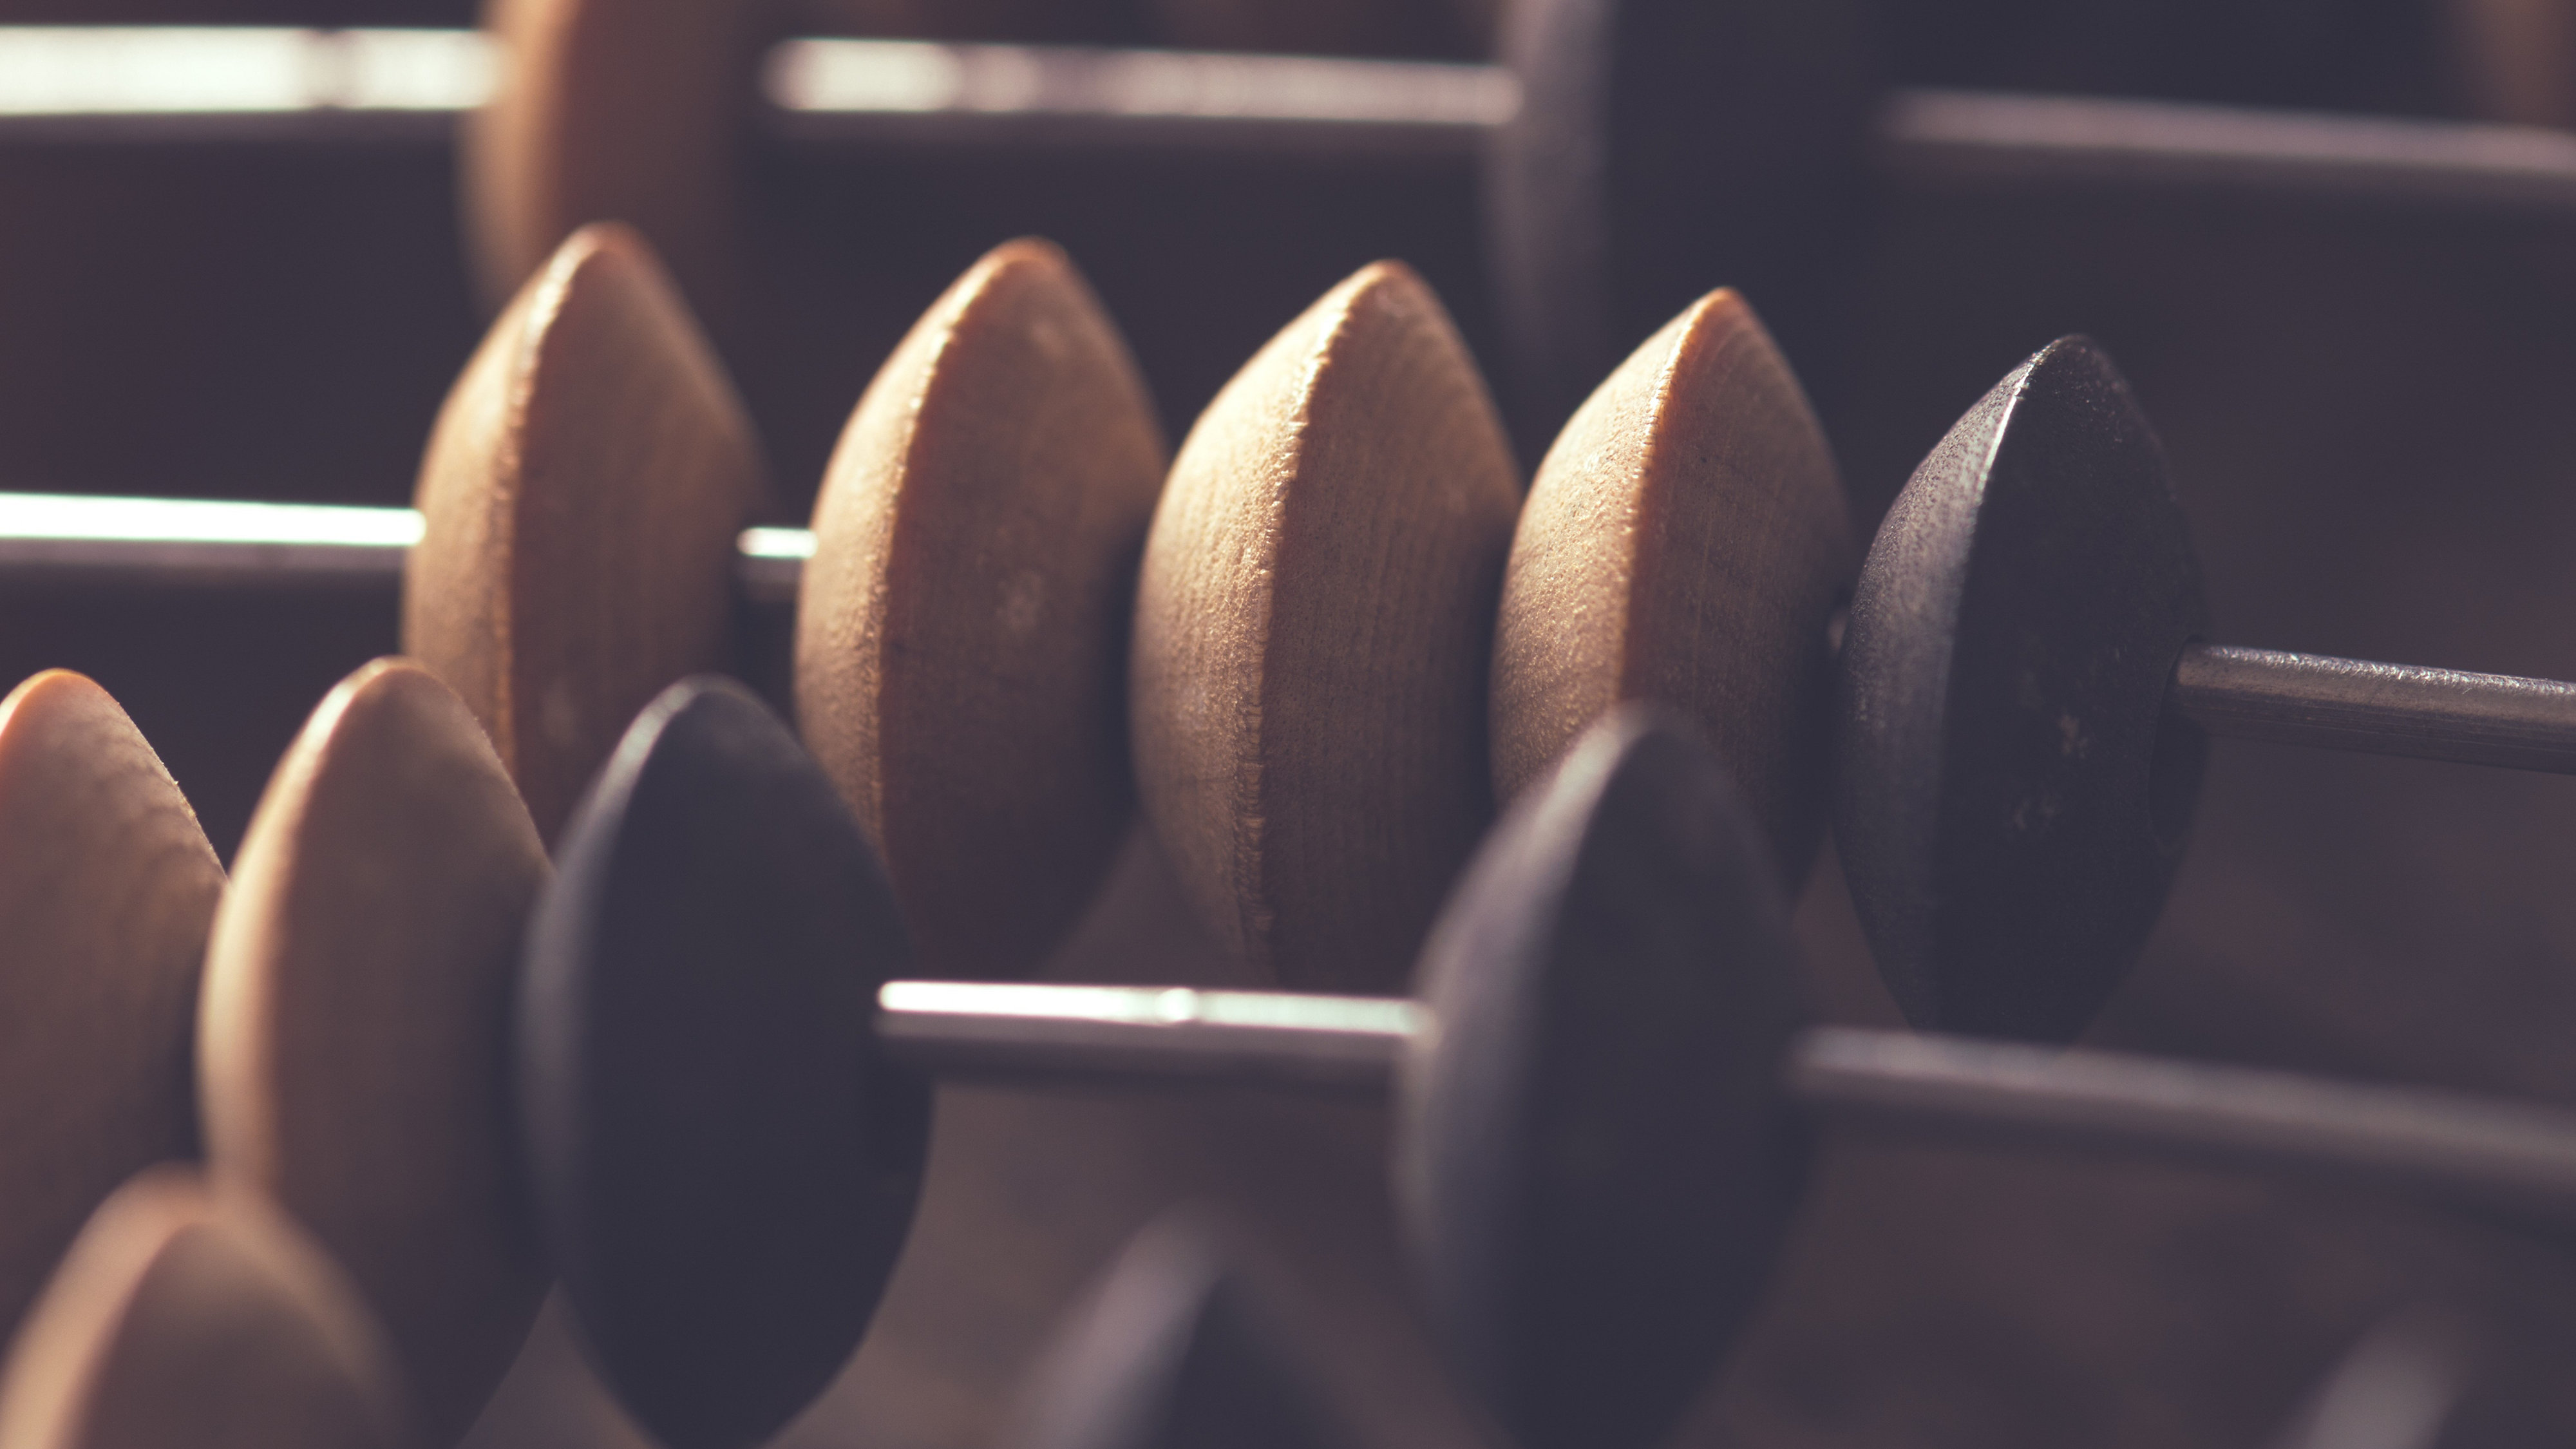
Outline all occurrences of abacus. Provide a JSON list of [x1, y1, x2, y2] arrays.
[[0, 1, 2573, 1446]]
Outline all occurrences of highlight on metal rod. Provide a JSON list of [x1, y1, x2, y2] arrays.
[[1882, 88, 2576, 214], [2170, 641, 2576, 773], [871, 980, 2576, 1238], [0, 492, 812, 604], [9, 23, 2576, 213], [0, 25, 1517, 154], [874, 980, 1417, 1093], [1790, 1026, 2576, 1230]]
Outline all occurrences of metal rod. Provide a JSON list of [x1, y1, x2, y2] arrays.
[[15, 502, 2576, 781], [764, 38, 1511, 161], [875, 983, 2576, 1233], [0, 493, 810, 605], [873, 980, 1417, 1093], [1879, 89, 2576, 216], [9, 25, 2576, 218], [1792, 1026, 2576, 1231], [2171, 642, 2576, 773]]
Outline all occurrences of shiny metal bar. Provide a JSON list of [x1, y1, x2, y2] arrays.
[[1792, 1027, 2576, 1229], [0, 26, 1513, 157], [875, 980, 1418, 1093], [878, 987, 2576, 1229], [1880, 88, 2576, 214], [2171, 642, 2576, 773], [0, 493, 811, 605], [765, 39, 1513, 160], [0, 26, 487, 144], [11, 24, 2576, 218]]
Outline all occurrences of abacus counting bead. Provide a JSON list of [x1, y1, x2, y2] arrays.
[[200, 658, 553, 1441], [406, 223, 770, 840], [0, 1169, 415, 1449], [1837, 334, 2576, 1045], [794, 237, 1167, 983], [2169, 643, 2576, 774], [0, 671, 223, 1347], [1130, 258, 1519, 994]]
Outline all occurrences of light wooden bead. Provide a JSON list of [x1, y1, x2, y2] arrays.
[[0, 1168, 411, 1449], [465, 0, 760, 318], [0, 672, 222, 1344], [798, 239, 1168, 978], [406, 222, 768, 840], [1491, 289, 1850, 882], [199, 660, 551, 1443], [1132, 261, 1520, 993]]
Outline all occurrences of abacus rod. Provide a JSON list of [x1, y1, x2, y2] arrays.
[[873, 980, 1419, 1093], [878, 981, 2576, 1230], [0, 493, 811, 605], [2171, 642, 2576, 773], [9, 25, 2576, 218], [17, 498, 2576, 777], [1879, 89, 2576, 214], [1792, 1027, 2576, 1230]]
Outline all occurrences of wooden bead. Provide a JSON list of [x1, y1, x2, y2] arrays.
[[1402, 706, 1808, 1449], [1132, 261, 1520, 993], [797, 239, 1167, 978], [199, 659, 551, 1441], [1491, 289, 1850, 885], [0, 671, 222, 1343], [523, 677, 926, 1449], [0, 1169, 411, 1449], [1836, 338, 2208, 1043], [406, 222, 768, 840], [464, 0, 761, 319]]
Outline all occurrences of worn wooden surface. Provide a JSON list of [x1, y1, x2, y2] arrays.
[[406, 222, 767, 840], [797, 239, 1166, 980], [0, 671, 222, 1345], [466, 0, 760, 322], [0, 1168, 412, 1449], [200, 659, 550, 1442], [1131, 261, 1519, 993], [1490, 289, 1850, 883]]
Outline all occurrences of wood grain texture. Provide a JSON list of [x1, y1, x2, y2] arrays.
[[0, 1168, 412, 1449], [199, 659, 551, 1443], [0, 671, 223, 1345], [464, 0, 761, 319], [406, 222, 768, 840], [1490, 290, 1850, 885], [1132, 261, 1520, 993], [797, 239, 1167, 979]]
